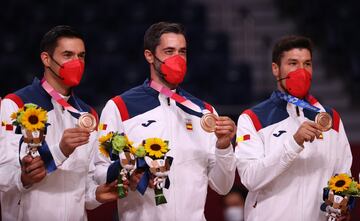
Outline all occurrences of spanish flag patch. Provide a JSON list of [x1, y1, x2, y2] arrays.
[[185, 119, 193, 131], [98, 123, 108, 131], [2, 121, 14, 131], [237, 134, 250, 143]]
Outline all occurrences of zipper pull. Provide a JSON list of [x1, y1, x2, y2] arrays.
[[296, 106, 300, 117], [167, 97, 170, 106]]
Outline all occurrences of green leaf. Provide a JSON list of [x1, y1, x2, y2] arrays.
[[135, 145, 146, 157], [112, 135, 127, 153]]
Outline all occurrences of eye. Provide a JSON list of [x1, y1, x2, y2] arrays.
[[164, 50, 173, 55], [179, 49, 187, 55], [78, 53, 85, 59]]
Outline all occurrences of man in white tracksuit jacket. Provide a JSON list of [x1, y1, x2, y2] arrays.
[[0, 25, 117, 221], [94, 22, 237, 221], [235, 36, 352, 221]]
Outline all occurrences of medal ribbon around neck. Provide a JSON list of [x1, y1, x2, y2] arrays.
[[275, 91, 332, 131], [149, 80, 218, 133], [275, 91, 320, 113], [41, 78, 85, 115], [41, 79, 97, 131], [149, 80, 206, 114]]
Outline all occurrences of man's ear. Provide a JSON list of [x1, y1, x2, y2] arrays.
[[144, 49, 154, 64], [272, 62, 280, 79], [40, 52, 50, 67]]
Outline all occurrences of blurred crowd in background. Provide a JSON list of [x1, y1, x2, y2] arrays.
[[1, 0, 359, 111]]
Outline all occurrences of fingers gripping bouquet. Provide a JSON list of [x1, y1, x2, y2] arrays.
[[11, 103, 49, 157], [321, 173, 360, 221]]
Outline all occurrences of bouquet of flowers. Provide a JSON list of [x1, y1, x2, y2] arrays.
[[11, 103, 48, 157], [142, 138, 172, 205], [99, 134, 173, 205], [321, 173, 360, 221], [99, 132, 142, 198]]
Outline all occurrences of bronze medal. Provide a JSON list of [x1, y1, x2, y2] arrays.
[[200, 113, 217, 133], [315, 112, 332, 132], [78, 113, 97, 131]]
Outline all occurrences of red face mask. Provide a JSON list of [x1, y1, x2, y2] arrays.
[[280, 68, 312, 98], [156, 55, 187, 85], [50, 58, 85, 87]]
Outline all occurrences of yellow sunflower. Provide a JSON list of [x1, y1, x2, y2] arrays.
[[99, 132, 113, 143], [99, 145, 110, 157], [21, 107, 47, 131], [144, 138, 169, 158], [130, 145, 137, 155], [329, 173, 352, 193], [10, 112, 18, 120]]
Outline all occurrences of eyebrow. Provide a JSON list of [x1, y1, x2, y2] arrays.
[[162, 47, 187, 51], [62, 50, 74, 54], [287, 58, 298, 62], [61, 50, 86, 55], [162, 47, 176, 51]]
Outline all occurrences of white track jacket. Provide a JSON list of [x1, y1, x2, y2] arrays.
[[0, 78, 101, 221], [235, 91, 352, 221], [94, 79, 236, 221]]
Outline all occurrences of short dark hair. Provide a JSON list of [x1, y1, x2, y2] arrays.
[[40, 25, 84, 56], [272, 35, 313, 66], [144, 22, 186, 53]]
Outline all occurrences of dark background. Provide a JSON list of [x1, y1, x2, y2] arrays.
[[1, 0, 359, 220]]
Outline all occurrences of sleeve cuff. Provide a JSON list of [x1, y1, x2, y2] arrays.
[[215, 144, 234, 156], [16, 170, 31, 192], [50, 143, 68, 166], [286, 136, 304, 154], [93, 187, 103, 206], [88, 185, 103, 209]]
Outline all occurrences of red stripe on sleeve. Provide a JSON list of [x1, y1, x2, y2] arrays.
[[332, 109, 340, 132], [111, 96, 129, 121], [243, 109, 263, 131], [5, 93, 24, 108]]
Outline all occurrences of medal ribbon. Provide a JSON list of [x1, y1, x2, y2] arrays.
[[41, 79, 85, 115], [275, 91, 320, 113], [149, 80, 206, 114]]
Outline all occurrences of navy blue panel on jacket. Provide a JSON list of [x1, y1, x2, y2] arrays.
[[120, 79, 209, 120], [250, 91, 336, 129], [248, 91, 289, 129], [120, 79, 161, 119]]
